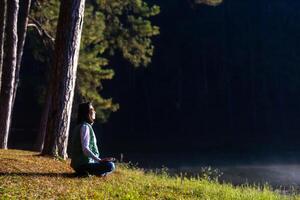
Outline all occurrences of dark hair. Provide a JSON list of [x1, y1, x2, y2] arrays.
[[77, 102, 93, 124]]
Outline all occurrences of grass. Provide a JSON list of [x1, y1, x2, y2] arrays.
[[0, 149, 299, 200]]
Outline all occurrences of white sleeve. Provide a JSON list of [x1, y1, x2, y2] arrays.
[[80, 125, 100, 162]]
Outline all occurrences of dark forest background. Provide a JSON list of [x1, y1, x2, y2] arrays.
[[9, 0, 300, 158]]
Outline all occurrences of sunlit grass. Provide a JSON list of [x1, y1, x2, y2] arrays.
[[0, 149, 299, 199]]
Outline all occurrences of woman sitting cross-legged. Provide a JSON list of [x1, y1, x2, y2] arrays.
[[70, 102, 115, 176]]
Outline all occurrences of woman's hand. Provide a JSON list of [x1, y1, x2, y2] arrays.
[[100, 157, 116, 162]]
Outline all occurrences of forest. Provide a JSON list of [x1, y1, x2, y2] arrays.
[[2, 0, 300, 199], [2, 0, 300, 159], [0, 0, 162, 158]]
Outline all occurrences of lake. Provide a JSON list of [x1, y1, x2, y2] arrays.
[[121, 151, 300, 193]]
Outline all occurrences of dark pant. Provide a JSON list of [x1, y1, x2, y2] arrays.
[[75, 161, 115, 176]]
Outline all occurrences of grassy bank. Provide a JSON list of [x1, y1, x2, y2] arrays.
[[0, 149, 299, 200]]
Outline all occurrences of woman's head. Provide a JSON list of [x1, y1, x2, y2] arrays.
[[77, 102, 96, 124]]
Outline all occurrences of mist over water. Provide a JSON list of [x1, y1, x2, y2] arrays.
[[178, 164, 300, 187], [123, 152, 300, 192]]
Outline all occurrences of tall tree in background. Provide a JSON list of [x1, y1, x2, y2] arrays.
[[41, 0, 86, 158], [0, 0, 6, 92], [31, 0, 159, 122], [30, 0, 159, 153], [0, 0, 31, 149], [0, 0, 19, 149]]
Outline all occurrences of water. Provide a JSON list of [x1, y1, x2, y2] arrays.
[[172, 164, 300, 187], [121, 152, 300, 193]]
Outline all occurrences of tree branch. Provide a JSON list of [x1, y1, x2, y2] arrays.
[[27, 16, 55, 49]]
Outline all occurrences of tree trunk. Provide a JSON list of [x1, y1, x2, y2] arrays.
[[31, 19, 55, 152], [42, 0, 86, 159], [0, 0, 19, 149], [34, 86, 51, 152], [12, 0, 31, 108], [0, 0, 6, 92]]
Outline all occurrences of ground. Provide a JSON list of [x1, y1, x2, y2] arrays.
[[0, 149, 299, 200]]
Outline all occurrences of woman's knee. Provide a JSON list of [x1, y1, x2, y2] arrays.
[[107, 162, 115, 172]]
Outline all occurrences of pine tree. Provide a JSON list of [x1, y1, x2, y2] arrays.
[[0, 0, 19, 149], [30, 0, 160, 123], [30, 0, 159, 155], [41, 0, 86, 158]]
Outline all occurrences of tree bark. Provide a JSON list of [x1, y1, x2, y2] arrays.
[[0, 0, 19, 149], [42, 0, 86, 159], [0, 0, 6, 92]]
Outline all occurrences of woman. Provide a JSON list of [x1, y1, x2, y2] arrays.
[[70, 102, 115, 176]]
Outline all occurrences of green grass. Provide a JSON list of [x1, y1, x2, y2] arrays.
[[0, 149, 299, 200]]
